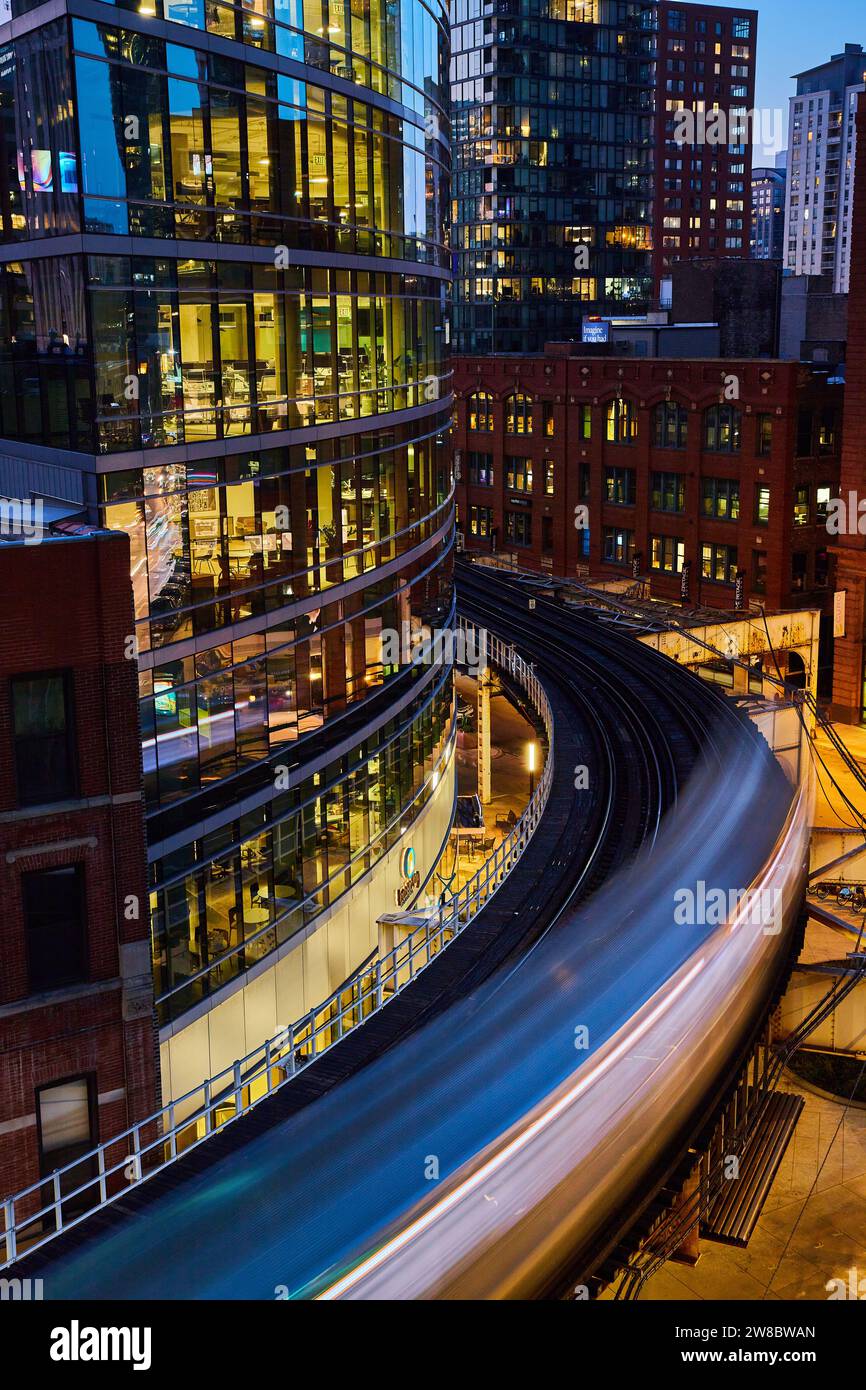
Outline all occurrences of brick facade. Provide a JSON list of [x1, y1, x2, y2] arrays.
[[0, 529, 156, 1209], [831, 93, 866, 723], [653, 2, 757, 296], [454, 350, 842, 620]]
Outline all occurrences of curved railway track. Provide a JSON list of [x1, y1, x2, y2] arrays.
[[9, 564, 804, 1300]]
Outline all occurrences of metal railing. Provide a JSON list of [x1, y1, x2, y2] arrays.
[[1, 618, 553, 1271]]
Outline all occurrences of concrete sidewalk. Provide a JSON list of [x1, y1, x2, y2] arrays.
[[636, 1077, 866, 1301], [428, 671, 538, 901]]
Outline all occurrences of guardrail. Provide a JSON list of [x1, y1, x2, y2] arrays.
[[1, 618, 553, 1271]]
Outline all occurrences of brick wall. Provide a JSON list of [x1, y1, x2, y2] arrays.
[[0, 530, 156, 1208], [653, 2, 757, 296], [831, 93, 866, 722], [454, 351, 842, 616]]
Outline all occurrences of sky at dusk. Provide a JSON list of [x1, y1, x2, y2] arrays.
[[712, 0, 865, 158]]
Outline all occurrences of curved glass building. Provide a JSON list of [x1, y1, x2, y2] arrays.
[[0, 0, 453, 1092]]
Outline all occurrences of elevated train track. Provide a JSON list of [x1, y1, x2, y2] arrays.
[[8, 564, 807, 1299]]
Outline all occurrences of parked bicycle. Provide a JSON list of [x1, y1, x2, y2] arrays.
[[815, 881, 866, 912]]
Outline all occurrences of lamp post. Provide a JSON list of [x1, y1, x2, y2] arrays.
[[527, 740, 537, 800]]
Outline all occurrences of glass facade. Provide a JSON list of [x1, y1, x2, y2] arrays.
[[0, 252, 446, 452], [0, 0, 452, 1026], [450, 0, 656, 352]]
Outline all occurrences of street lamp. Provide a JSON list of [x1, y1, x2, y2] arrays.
[[527, 740, 538, 800]]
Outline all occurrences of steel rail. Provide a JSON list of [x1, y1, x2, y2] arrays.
[[4, 569, 788, 1298], [0, 620, 550, 1271]]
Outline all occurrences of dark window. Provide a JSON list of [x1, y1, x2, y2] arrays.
[[505, 510, 531, 547], [23, 866, 86, 992], [817, 408, 836, 453], [467, 452, 494, 486], [603, 527, 634, 564], [791, 551, 807, 592], [578, 462, 590, 498], [752, 549, 767, 594], [815, 548, 829, 587], [651, 471, 685, 512], [653, 400, 688, 448], [756, 414, 773, 455], [704, 404, 741, 452], [604, 466, 636, 505], [702, 477, 740, 520], [11, 673, 76, 806], [795, 408, 813, 456]]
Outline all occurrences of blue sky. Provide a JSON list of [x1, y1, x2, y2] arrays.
[[719, 0, 865, 148]]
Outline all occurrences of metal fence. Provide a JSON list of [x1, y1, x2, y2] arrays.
[[1, 618, 553, 1270]]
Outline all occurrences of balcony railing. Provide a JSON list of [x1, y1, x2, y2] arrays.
[[1, 617, 553, 1271]]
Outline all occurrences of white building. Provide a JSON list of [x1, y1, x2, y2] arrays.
[[784, 44, 866, 293]]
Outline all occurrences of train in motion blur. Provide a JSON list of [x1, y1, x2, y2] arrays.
[[26, 703, 807, 1300]]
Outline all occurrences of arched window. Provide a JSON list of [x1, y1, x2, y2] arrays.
[[786, 651, 806, 689], [605, 397, 637, 444], [704, 403, 741, 452], [652, 400, 689, 449], [505, 392, 533, 434], [468, 391, 493, 431]]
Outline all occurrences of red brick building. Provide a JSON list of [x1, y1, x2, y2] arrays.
[[0, 524, 156, 1219], [653, 2, 757, 296], [830, 95, 866, 722], [453, 350, 842, 622]]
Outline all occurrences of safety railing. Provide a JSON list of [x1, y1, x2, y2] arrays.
[[1, 618, 553, 1271]]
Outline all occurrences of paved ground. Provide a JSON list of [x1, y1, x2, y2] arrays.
[[432, 671, 536, 899], [635, 1079, 866, 1300]]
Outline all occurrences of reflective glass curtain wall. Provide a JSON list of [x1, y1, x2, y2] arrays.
[[0, 0, 452, 1025], [450, 0, 656, 352]]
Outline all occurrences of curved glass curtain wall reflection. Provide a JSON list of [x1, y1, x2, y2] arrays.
[[152, 667, 455, 1023], [0, 253, 448, 453], [0, 10, 449, 254], [0, 1, 452, 1025], [134, 507, 454, 816], [100, 414, 452, 655]]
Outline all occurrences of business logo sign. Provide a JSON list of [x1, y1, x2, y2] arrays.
[[396, 846, 420, 907]]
